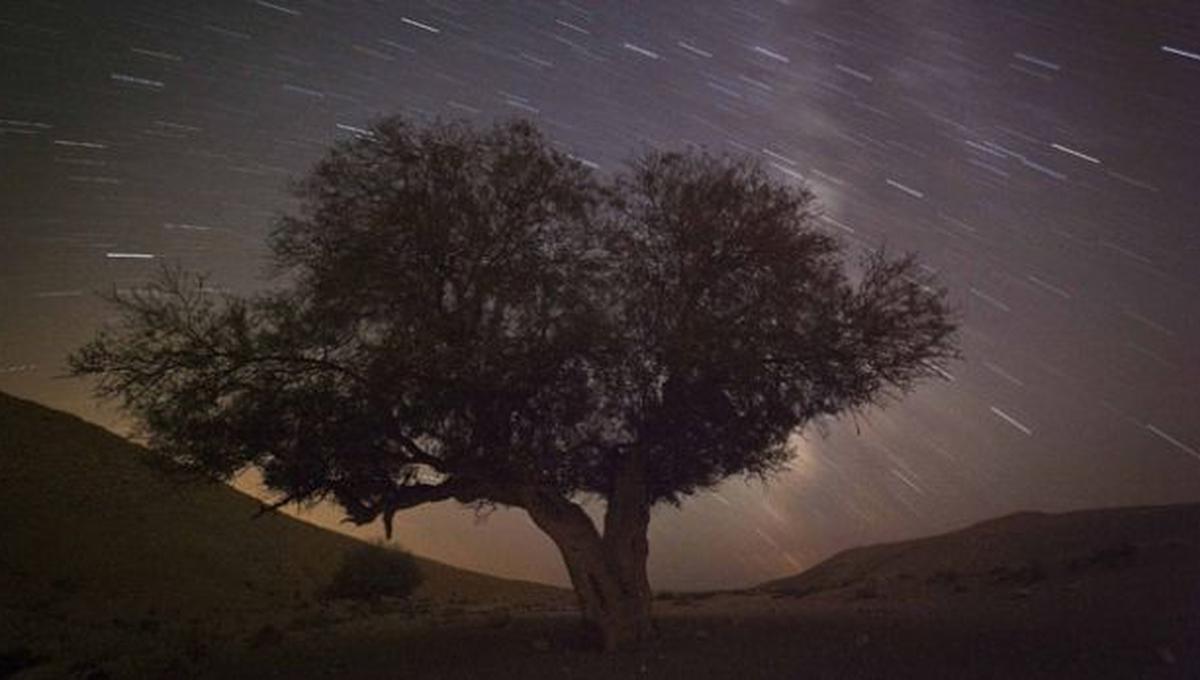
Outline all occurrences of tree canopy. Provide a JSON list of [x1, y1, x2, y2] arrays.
[[71, 117, 957, 649]]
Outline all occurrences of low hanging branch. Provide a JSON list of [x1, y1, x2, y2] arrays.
[[338, 478, 484, 538]]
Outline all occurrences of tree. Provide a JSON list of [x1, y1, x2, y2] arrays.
[[70, 117, 957, 651]]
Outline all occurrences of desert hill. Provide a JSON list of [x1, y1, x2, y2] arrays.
[[746, 502, 1200, 676], [760, 503, 1200, 603], [0, 391, 567, 676]]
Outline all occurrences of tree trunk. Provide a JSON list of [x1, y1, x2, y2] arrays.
[[523, 454, 654, 651]]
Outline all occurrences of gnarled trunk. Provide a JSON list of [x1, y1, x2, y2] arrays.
[[523, 454, 653, 651]]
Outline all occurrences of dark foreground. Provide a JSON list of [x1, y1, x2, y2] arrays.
[[199, 591, 1197, 680], [204, 504, 1200, 680], [4, 394, 1197, 679]]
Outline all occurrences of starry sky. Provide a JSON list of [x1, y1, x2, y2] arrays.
[[2, 0, 1199, 590]]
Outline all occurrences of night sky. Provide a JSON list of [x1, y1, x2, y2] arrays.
[[2, 0, 1199, 590]]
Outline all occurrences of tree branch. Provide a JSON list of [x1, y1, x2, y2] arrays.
[[253, 492, 303, 519], [340, 477, 494, 538], [384, 433, 451, 474]]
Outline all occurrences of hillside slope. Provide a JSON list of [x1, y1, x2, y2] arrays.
[[760, 503, 1200, 614], [0, 392, 566, 676]]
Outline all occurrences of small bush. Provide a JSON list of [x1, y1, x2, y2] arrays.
[[322, 544, 423, 602]]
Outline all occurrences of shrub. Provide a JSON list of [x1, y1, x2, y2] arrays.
[[322, 544, 423, 602]]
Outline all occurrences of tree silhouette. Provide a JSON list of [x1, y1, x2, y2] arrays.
[[70, 117, 957, 650]]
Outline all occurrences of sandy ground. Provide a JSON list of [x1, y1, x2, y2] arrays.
[[188, 586, 1198, 680]]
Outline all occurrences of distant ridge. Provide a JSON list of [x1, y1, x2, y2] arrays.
[[759, 501, 1200, 605]]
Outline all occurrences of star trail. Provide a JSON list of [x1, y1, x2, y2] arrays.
[[2, 0, 1198, 590]]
